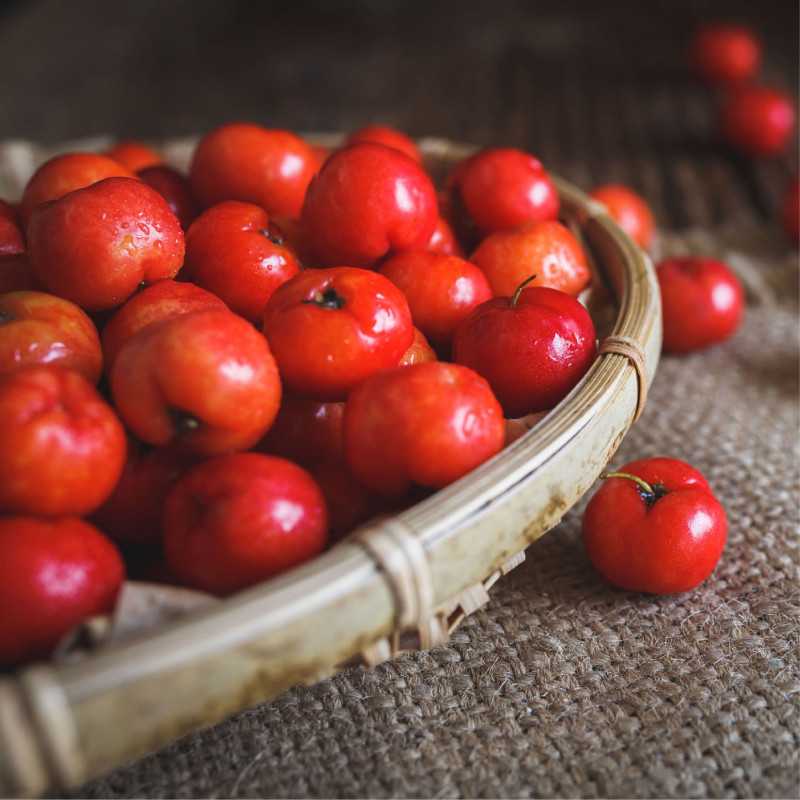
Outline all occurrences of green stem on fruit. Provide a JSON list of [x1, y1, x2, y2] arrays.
[[601, 471, 668, 508], [304, 287, 345, 310], [511, 274, 537, 307]]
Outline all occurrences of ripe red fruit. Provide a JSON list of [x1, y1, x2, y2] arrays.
[[379, 251, 492, 349], [0, 516, 124, 666], [449, 148, 559, 234], [0, 290, 102, 383], [106, 140, 162, 172], [657, 257, 744, 354], [782, 178, 799, 244], [137, 165, 200, 229], [20, 153, 135, 227], [471, 220, 591, 297], [189, 123, 318, 218], [453, 283, 597, 417], [0, 199, 24, 256], [344, 362, 505, 497], [310, 460, 381, 541], [91, 442, 195, 547], [345, 124, 422, 162], [28, 177, 185, 312], [101, 279, 228, 372], [263, 267, 413, 400], [690, 24, 761, 84], [0, 366, 126, 516], [0, 255, 34, 293], [399, 327, 437, 365], [720, 86, 796, 156], [184, 201, 300, 322], [582, 457, 727, 594], [301, 143, 438, 267], [426, 216, 463, 257], [163, 453, 328, 595], [590, 184, 655, 249], [111, 309, 281, 455]]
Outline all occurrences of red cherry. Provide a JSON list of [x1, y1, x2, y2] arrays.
[[426, 216, 464, 257], [453, 283, 597, 417], [657, 257, 744, 354], [0, 199, 24, 257], [163, 452, 328, 595], [137, 165, 200, 229], [582, 457, 727, 594], [345, 124, 422, 163], [301, 143, 438, 267], [690, 24, 761, 84], [449, 148, 559, 234], [0, 516, 124, 666], [399, 327, 437, 365], [590, 184, 655, 249], [720, 86, 796, 157], [106, 140, 162, 172]]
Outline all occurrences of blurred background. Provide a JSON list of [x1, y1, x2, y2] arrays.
[[0, 0, 796, 230]]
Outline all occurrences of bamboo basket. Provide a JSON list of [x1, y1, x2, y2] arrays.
[[0, 134, 661, 798]]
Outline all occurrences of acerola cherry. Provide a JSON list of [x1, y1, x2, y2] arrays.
[[163, 452, 328, 595], [184, 201, 300, 322], [0, 290, 102, 383], [20, 152, 135, 227], [101, 279, 228, 372], [471, 220, 591, 297], [399, 327, 437, 365], [426, 216, 463, 257], [0, 199, 24, 256], [111, 309, 281, 455], [690, 24, 761, 84], [106, 140, 162, 172], [189, 123, 318, 219], [449, 148, 559, 234], [582, 457, 727, 594], [379, 251, 492, 349], [590, 184, 655, 249], [453, 282, 597, 417], [138, 165, 200, 229], [782, 178, 799, 244], [263, 267, 413, 400], [0, 366, 126, 516], [345, 124, 422, 162], [0, 516, 124, 666], [344, 362, 505, 497], [28, 177, 185, 312], [657, 257, 744, 354], [720, 86, 796, 156], [301, 143, 438, 267]]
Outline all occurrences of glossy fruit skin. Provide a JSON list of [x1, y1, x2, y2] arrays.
[[426, 216, 463, 257], [344, 362, 505, 497], [137, 165, 200, 229], [690, 24, 761, 84], [450, 148, 559, 234], [720, 86, 796, 156], [582, 457, 727, 594], [20, 153, 135, 227], [0, 366, 126, 516], [102, 279, 227, 371], [263, 267, 413, 400], [379, 251, 492, 348], [0, 199, 24, 256], [184, 201, 300, 322], [453, 286, 597, 417], [0, 516, 124, 666], [91, 442, 195, 546], [471, 220, 591, 297], [28, 177, 185, 312], [399, 327, 437, 365], [782, 178, 799, 243], [0, 290, 102, 383], [657, 257, 744, 354], [111, 309, 281, 455], [106, 140, 162, 172], [345, 124, 422, 163], [163, 453, 328, 595], [189, 123, 317, 219], [301, 143, 438, 267], [0, 255, 34, 293], [590, 184, 655, 249]]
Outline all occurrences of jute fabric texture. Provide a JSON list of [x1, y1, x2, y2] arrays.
[[73, 241, 799, 799]]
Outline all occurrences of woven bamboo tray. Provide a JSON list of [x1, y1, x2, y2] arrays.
[[0, 134, 661, 797]]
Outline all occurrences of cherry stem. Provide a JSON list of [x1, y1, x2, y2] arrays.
[[511, 274, 537, 307], [304, 287, 345, 309], [601, 471, 668, 508]]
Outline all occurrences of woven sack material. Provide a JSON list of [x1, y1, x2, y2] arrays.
[[69, 237, 799, 799]]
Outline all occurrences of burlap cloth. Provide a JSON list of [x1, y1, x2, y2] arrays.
[[60, 227, 797, 799]]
